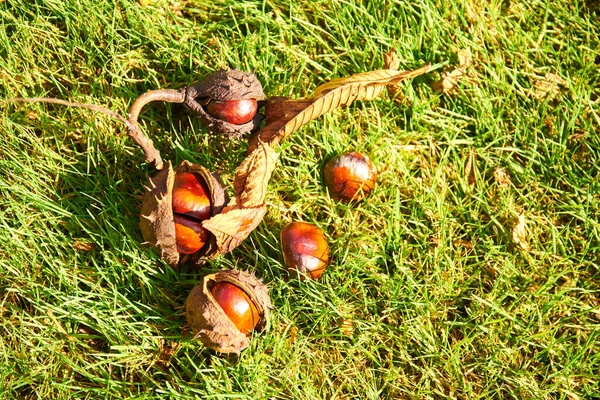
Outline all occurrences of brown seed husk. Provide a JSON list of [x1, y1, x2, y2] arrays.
[[183, 69, 266, 138], [185, 269, 272, 354], [139, 160, 228, 268]]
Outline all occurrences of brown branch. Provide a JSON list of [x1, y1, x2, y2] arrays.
[[126, 89, 186, 170], [0, 97, 134, 130]]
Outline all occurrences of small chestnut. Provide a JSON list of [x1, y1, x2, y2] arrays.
[[211, 282, 260, 335], [280, 222, 330, 280], [322, 152, 377, 203], [206, 99, 258, 125]]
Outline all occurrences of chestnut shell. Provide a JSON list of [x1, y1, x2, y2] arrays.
[[186, 269, 272, 354], [183, 69, 266, 138], [139, 160, 228, 267]]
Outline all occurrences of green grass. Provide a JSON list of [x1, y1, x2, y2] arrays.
[[1, 0, 599, 398]]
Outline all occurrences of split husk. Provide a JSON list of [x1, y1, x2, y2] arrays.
[[139, 160, 228, 268], [186, 269, 272, 354]]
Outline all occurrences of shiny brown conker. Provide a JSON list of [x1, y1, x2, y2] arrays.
[[211, 282, 260, 335], [280, 222, 330, 280], [322, 152, 377, 203], [172, 172, 212, 254], [206, 99, 258, 125]]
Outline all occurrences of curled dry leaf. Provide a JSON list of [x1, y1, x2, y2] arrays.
[[432, 48, 472, 94], [512, 212, 529, 250], [202, 141, 278, 254], [248, 64, 433, 152]]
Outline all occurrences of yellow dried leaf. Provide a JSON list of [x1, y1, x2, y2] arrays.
[[384, 48, 400, 70], [532, 72, 565, 100], [512, 213, 529, 250], [137, 0, 151, 6], [251, 64, 432, 149], [202, 206, 267, 254], [432, 48, 472, 94], [234, 141, 278, 208]]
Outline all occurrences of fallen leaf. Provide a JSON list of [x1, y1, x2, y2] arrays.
[[340, 318, 354, 337], [465, 147, 477, 186], [494, 168, 512, 188], [432, 48, 472, 94], [384, 48, 405, 103], [138, 0, 151, 6], [234, 141, 278, 208], [512, 213, 529, 250], [203, 206, 267, 254], [531, 72, 565, 100], [73, 240, 97, 252], [249, 64, 433, 151]]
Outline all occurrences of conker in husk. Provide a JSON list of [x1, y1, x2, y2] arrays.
[[322, 152, 377, 203], [186, 270, 272, 354], [140, 161, 228, 267], [171, 172, 212, 254], [211, 282, 260, 335], [206, 99, 258, 125], [183, 69, 266, 138], [280, 222, 330, 280]]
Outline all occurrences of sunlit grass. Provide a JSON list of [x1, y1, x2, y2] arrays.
[[1, 0, 599, 399]]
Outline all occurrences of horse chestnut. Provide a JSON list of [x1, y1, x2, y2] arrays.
[[211, 282, 260, 335], [206, 99, 258, 125], [140, 161, 228, 267], [280, 222, 330, 280], [171, 172, 212, 254], [186, 270, 272, 353], [322, 152, 377, 203]]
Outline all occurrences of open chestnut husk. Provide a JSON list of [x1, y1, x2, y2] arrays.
[[186, 269, 272, 354], [140, 160, 228, 267], [183, 69, 266, 138]]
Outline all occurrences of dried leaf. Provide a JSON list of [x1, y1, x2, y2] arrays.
[[73, 240, 96, 252], [465, 147, 477, 186], [384, 48, 400, 70], [234, 141, 278, 208], [340, 318, 354, 337], [137, 0, 151, 6], [251, 64, 432, 150], [531, 73, 565, 100], [512, 213, 529, 250], [494, 168, 512, 188], [202, 206, 267, 254], [384, 49, 405, 103], [432, 48, 472, 94]]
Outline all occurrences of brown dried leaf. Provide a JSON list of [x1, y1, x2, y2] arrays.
[[512, 213, 529, 250], [531, 73, 565, 100], [234, 141, 278, 208], [202, 206, 267, 254], [465, 147, 477, 187], [73, 240, 96, 252], [252, 64, 432, 149], [432, 48, 472, 94], [384, 49, 404, 103], [384, 48, 400, 70]]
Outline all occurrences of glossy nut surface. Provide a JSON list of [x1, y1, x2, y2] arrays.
[[206, 99, 258, 125], [173, 214, 210, 254], [172, 172, 211, 221], [211, 282, 260, 335], [323, 152, 377, 203], [280, 222, 329, 280]]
